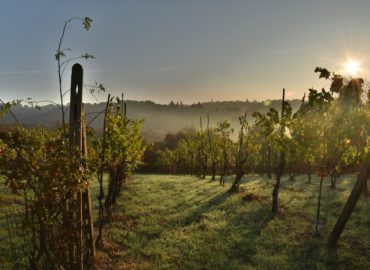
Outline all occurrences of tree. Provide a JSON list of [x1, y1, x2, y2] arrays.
[[252, 107, 279, 179], [206, 114, 220, 181], [230, 110, 251, 191], [271, 89, 292, 215], [215, 120, 234, 185]]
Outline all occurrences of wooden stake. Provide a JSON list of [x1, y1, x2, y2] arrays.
[[328, 153, 370, 245], [82, 104, 95, 258], [69, 63, 95, 269], [95, 94, 111, 248]]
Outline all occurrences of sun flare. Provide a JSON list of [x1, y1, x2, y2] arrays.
[[344, 60, 361, 76]]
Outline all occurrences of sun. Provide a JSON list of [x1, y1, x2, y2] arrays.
[[344, 59, 361, 76]]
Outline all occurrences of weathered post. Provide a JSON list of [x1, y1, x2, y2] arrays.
[[315, 126, 327, 236], [81, 103, 96, 259], [328, 153, 370, 245], [69, 63, 95, 269], [315, 165, 326, 236], [96, 94, 111, 248]]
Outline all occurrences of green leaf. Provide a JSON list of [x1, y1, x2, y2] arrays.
[[83, 17, 93, 30]]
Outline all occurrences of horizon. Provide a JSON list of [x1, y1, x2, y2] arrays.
[[12, 96, 302, 108]]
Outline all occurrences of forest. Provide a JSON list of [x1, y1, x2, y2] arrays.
[[0, 98, 303, 143]]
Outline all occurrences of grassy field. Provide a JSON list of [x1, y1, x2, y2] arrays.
[[93, 174, 370, 270], [1, 174, 370, 269]]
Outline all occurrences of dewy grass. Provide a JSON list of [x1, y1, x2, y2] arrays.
[[1, 174, 369, 269], [94, 174, 369, 270]]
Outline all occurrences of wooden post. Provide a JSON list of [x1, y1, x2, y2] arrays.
[[328, 153, 370, 245], [81, 104, 96, 259], [315, 166, 326, 236], [69, 63, 95, 269], [69, 64, 83, 155], [69, 63, 83, 270], [95, 94, 111, 248], [315, 127, 327, 236]]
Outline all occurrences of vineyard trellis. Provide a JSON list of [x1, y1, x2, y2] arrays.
[[151, 67, 370, 246]]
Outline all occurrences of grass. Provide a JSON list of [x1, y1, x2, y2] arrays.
[[94, 174, 370, 270], [1, 174, 370, 269]]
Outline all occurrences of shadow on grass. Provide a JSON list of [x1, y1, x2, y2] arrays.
[[227, 206, 273, 265], [182, 191, 232, 226], [326, 246, 339, 270], [274, 176, 343, 269]]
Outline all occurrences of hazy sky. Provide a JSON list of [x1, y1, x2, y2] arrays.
[[1, 0, 370, 104]]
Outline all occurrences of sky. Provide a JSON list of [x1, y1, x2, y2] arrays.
[[1, 0, 370, 104]]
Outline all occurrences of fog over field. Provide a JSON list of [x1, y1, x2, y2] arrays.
[[0, 99, 301, 141]]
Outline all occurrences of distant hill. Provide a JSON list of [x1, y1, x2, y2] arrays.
[[0, 99, 302, 142]]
